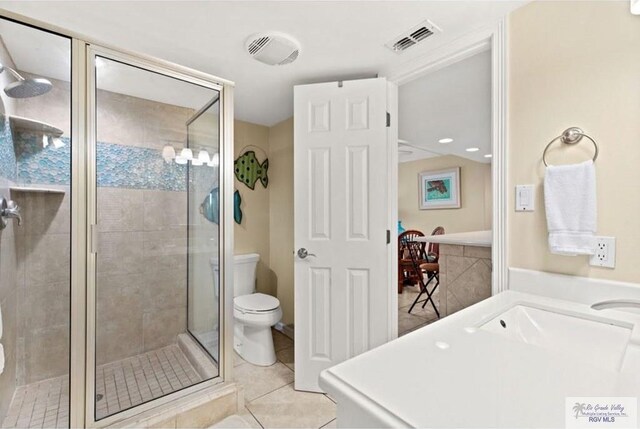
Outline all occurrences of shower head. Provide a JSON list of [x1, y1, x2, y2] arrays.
[[4, 78, 52, 98], [0, 63, 52, 98]]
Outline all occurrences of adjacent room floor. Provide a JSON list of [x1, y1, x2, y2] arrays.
[[398, 285, 439, 336]]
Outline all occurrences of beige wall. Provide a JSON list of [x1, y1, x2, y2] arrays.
[[268, 118, 294, 325], [233, 118, 295, 325], [508, 1, 640, 283], [399, 155, 492, 235], [234, 120, 276, 297]]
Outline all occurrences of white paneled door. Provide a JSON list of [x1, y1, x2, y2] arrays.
[[294, 78, 395, 392]]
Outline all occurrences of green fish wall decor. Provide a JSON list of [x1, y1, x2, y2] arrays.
[[200, 188, 243, 225], [235, 150, 268, 190]]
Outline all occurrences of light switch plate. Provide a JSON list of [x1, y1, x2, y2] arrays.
[[590, 236, 616, 268], [515, 185, 535, 212]]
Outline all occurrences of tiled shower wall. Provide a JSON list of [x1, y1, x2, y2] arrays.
[[0, 43, 23, 421], [0, 71, 202, 384], [94, 88, 196, 366]]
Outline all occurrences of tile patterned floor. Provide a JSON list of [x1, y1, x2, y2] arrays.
[[2, 344, 204, 428], [95, 344, 203, 420], [398, 285, 439, 336], [1, 376, 69, 429], [220, 289, 439, 429], [224, 329, 336, 429]]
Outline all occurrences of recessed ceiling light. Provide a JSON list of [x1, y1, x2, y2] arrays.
[[438, 138, 453, 144], [484, 154, 492, 158], [466, 147, 480, 152]]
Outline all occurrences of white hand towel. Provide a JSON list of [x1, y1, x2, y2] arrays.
[[544, 160, 597, 255]]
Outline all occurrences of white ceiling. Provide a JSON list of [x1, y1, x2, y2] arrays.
[[0, 1, 524, 126], [0, 19, 218, 110], [398, 49, 491, 164]]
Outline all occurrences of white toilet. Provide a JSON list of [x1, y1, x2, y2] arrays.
[[212, 253, 282, 366]]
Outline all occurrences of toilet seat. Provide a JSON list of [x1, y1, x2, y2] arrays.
[[234, 293, 280, 314]]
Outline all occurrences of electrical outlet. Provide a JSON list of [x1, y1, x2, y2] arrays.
[[590, 236, 616, 268]]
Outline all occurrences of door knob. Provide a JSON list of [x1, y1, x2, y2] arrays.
[[297, 248, 316, 259]]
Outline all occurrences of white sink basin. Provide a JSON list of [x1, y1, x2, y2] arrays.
[[480, 305, 632, 371]]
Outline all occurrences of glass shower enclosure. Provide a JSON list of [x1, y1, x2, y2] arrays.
[[90, 53, 225, 423], [0, 11, 233, 428]]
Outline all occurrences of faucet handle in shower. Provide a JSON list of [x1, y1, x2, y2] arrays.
[[0, 196, 22, 229]]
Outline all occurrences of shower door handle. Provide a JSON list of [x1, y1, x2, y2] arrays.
[[296, 248, 316, 259]]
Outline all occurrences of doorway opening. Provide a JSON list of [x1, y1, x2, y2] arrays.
[[396, 49, 493, 336]]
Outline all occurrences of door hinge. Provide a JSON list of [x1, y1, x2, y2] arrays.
[[386, 229, 391, 244], [386, 112, 391, 127]]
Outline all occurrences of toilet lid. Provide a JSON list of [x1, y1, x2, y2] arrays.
[[234, 293, 280, 312]]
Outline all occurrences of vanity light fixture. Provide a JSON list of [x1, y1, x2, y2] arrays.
[[162, 145, 176, 163], [207, 153, 220, 167], [197, 150, 210, 164], [466, 147, 480, 152], [438, 138, 453, 144], [180, 147, 193, 161]]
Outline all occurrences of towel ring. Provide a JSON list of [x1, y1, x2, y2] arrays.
[[543, 127, 599, 167]]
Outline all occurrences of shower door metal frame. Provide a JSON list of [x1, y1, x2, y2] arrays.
[[0, 8, 235, 429], [84, 43, 234, 427], [185, 95, 223, 364]]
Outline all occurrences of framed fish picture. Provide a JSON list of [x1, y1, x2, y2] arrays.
[[418, 167, 461, 210]]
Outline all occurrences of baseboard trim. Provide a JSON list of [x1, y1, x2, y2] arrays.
[[274, 322, 294, 340]]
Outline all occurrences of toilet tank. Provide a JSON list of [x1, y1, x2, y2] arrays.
[[210, 253, 260, 298], [233, 253, 260, 297]]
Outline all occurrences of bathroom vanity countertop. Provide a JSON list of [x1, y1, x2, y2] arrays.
[[413, 230, 492, 247], [320, 290, 640, 428]]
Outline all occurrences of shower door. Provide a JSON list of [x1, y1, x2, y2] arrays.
[[87, 46, 228, 425], [0, 17, 72, 429], [186, 99, 221, 362]]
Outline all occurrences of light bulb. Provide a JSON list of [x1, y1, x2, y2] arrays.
[[42, 135, 49, 148], [175, 155, 188, 165], [162, 145, 176, 163], [180, 148, 193, 160], [197, 150, 210, 164], [207, 153, 220, 167], [52, 138, 65, 149]]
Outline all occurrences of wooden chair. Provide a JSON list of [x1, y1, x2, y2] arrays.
[[397, 230, 427, 294], [409, 226, 445, 317]]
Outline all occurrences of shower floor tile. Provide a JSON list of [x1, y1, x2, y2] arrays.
[[95, 344, 203, 420], [2, 344, 203, 428], [1, 375, 69, 429]]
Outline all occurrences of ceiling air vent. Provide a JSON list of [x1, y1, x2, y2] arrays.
[[386, 20, 441, 53], [245, 32, 301, 66]]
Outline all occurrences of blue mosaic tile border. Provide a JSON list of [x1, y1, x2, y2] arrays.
[[97, 142, 187, 191], [15, 132, 71, 185], [10, 131, 189, 191], [0, 117, 17, 181]]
